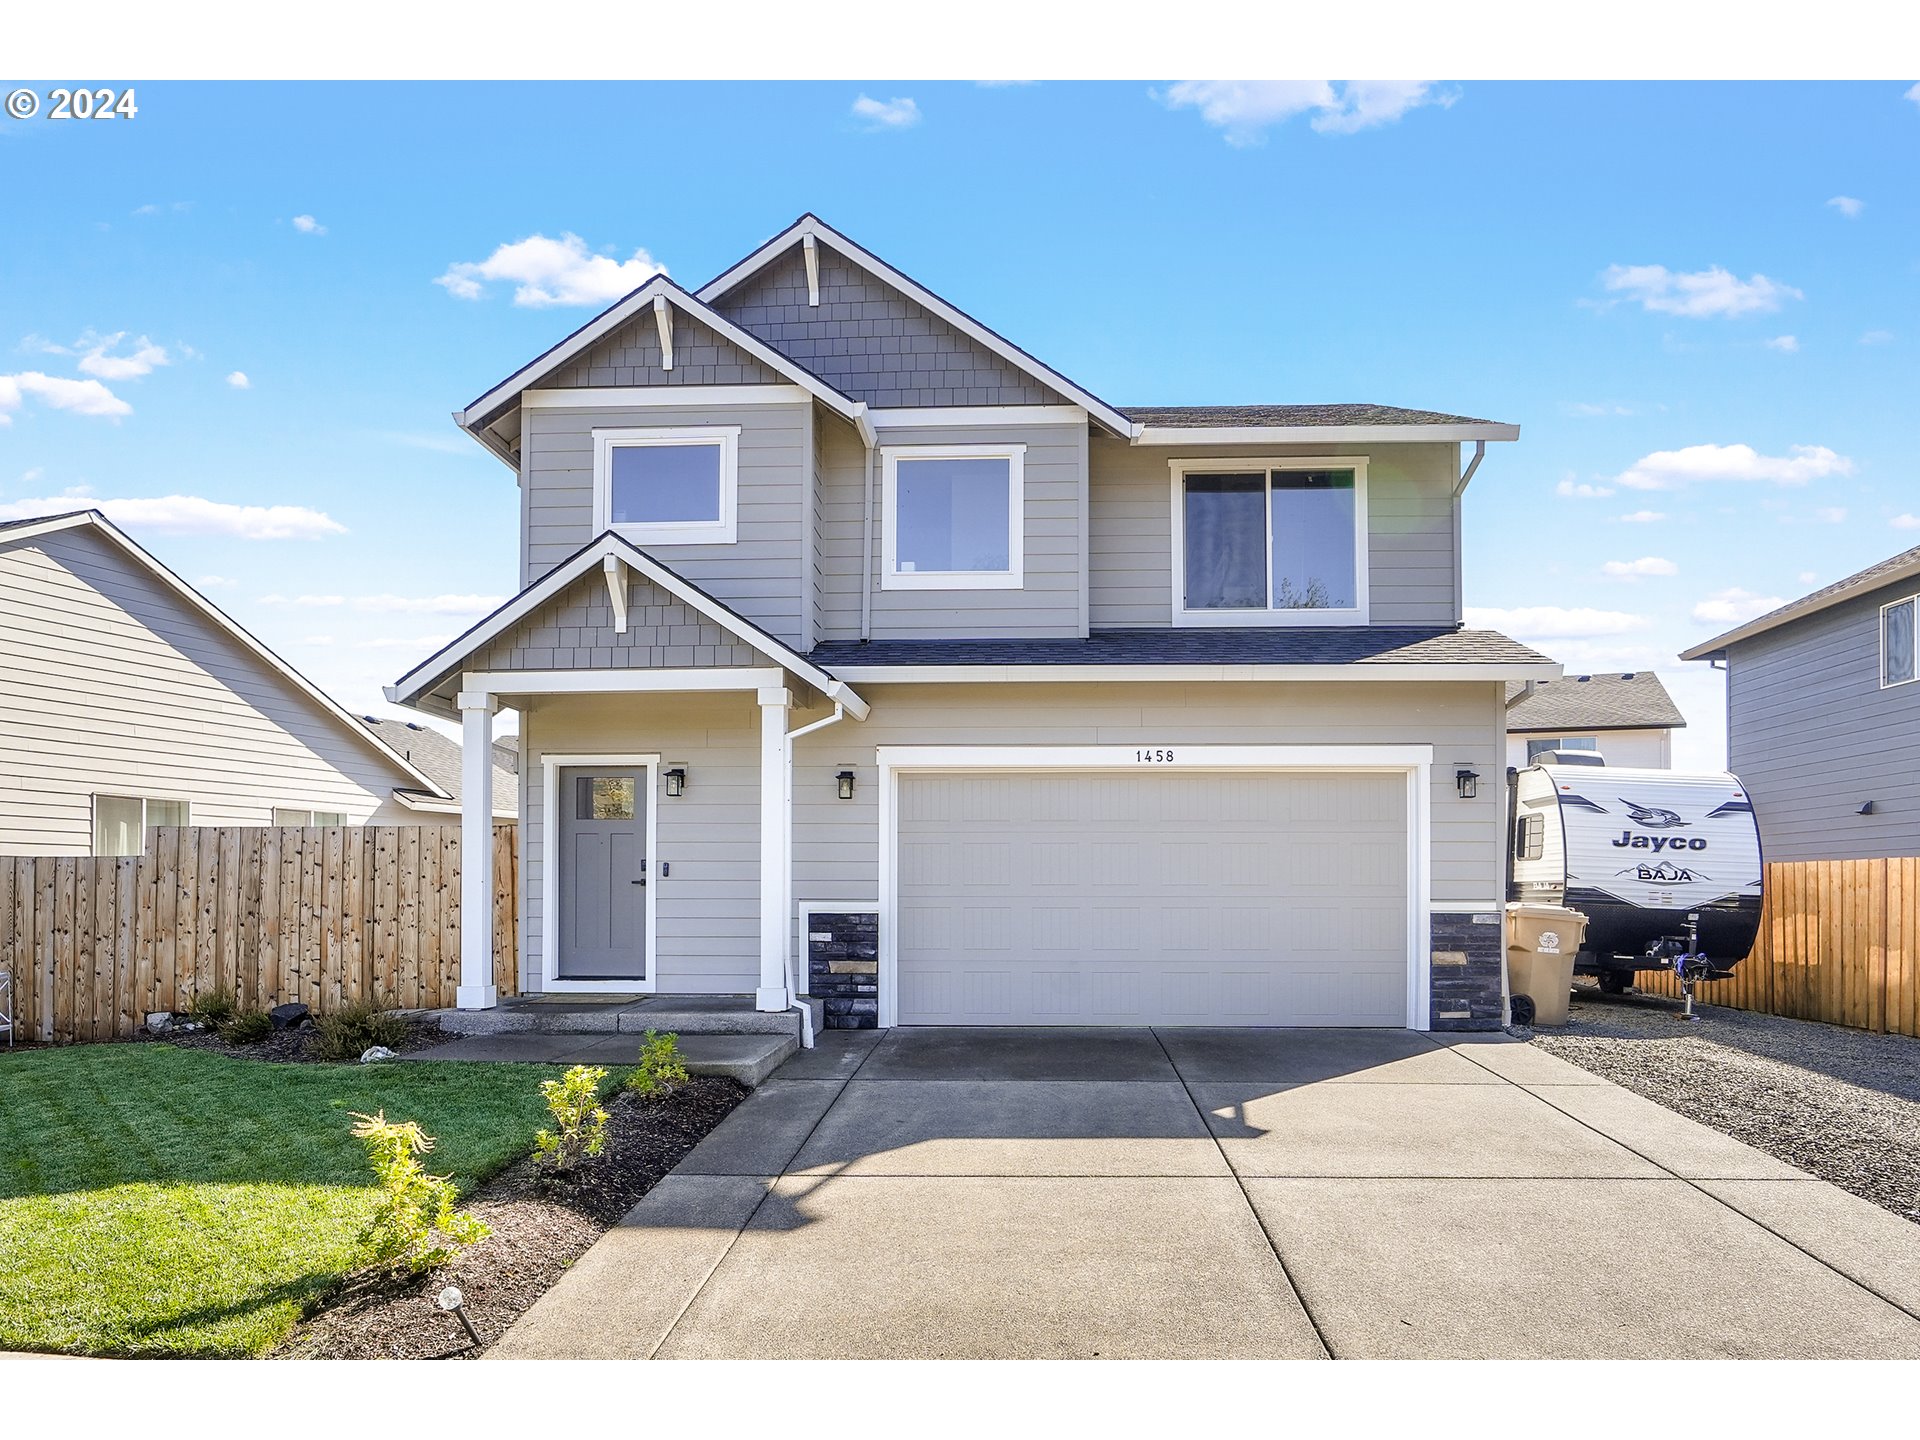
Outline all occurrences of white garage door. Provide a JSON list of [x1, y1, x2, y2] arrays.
[[895, 770, 1409, 1027]]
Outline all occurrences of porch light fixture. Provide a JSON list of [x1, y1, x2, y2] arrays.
[[1455, 768, 1479, 800], [836, 769, 857, 800], [664, 767, 687, 798]]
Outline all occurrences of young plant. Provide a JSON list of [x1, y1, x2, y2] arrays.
[[217, 1008, 273, 1044], [532, 1065, 610, 1174], [187, 988, 236, 1027], [627, 1029, 690, 1099], [311, 997, 411, 1061], [348, 1110, 489, 1274]]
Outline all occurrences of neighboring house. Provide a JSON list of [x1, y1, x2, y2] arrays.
[[360, 715, 520, 821], [390, 213, 1556, 1031], [1683, 543, 1920, 862], [1503, 671, 1685, 769], [0, 510, 455, 855]]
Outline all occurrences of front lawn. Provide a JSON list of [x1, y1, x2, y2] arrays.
[[0, 1044, 571, 1357]]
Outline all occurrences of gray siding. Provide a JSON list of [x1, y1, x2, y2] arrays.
[[467, 567, 764, 674], [0, 526, 424, 855], [1726, 580, 1920, 861], [547, 309, 781, 389], [709, 244, 1069, 408], [1087, 437, 1461, 628], [521, 399, 811, 648]]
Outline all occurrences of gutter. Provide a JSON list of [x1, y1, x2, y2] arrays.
[[779, 700, 860, 1048]]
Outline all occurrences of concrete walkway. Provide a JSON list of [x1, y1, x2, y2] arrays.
[[489, 1027, 1920, 1359]]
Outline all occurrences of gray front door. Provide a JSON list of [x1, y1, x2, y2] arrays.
[[557, 766, 649, 981]]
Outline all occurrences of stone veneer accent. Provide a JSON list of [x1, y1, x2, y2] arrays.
[[806, 910, 879, 1029], [1428, 910, 1506, 1031]]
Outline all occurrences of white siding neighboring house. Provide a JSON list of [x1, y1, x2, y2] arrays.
[[360, 716, 519, 821], [0, 510, 452, 855], [1503, 671, 1686, 770]]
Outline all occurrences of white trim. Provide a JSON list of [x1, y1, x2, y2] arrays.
[[458, 693, 500, 1009], [1685, 556, 1920, 660], [540, 752, 660, 995], [1133, 423, 1520, 446], [829, 662, 1561, 684], [1880, 594, 1917, 689], [592, 426, 740, 547], [802, 233, 820, 306], [758, 689, 793, 1011], [1169, 456, 1371, 628], [880, 444, 1027, 592], [523, 385, 810, 410], [602, 555, 628, 634], [652, 294, 674, 371], [867, 405, 1086, 429], [389, 789, 515, 821], [694, 215, 1138, 438], [875, 744, 1434, 1031], [465, 667, 784, 697]]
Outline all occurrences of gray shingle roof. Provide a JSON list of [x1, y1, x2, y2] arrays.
[[361, 716, 519, 815], [811, 627, 1552, 668], [1503, 671, 1686, 733], [1681, 542, 1920, 660], [1119, 404, 1505, 428]]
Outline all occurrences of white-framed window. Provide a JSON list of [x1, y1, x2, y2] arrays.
[[592, 426, 740, 545], [1169, 457, 1369, 627], [1883, 595, 1917, 688], [93, 794, 189, 857], [274, 807, 349, 827], [881, 444, 1026, 590], [1527, 736, 1597, 762]]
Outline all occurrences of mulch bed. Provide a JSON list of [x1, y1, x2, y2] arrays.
[[148, 1014, 459, 1063], [276, 1076, 747, 1359]]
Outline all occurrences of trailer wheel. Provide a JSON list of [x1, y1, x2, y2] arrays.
[[1597, 971, 1633, 996]]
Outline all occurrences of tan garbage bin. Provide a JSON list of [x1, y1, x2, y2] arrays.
[[1505, 903, 1590, 1026]]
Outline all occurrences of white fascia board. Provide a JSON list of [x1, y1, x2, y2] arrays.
[[876, 742, 1434, 770], [464, 667, 785, 696], [868, 405, 1087, 429], [1132, 423, 1521, 446], [523, 384, 810, 409], [694, 216, 1138, 439], [831, 662, 1562, 684], [391, 789, 514, 820]]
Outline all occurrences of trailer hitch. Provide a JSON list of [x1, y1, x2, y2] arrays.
[[1645, 912, 1709, 1021]]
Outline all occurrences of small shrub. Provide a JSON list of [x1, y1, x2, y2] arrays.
[[627, 1029, 690, 1099], [187, 988, 236, 1027], [217, 1008, 273, 1044], [311, 997, 411, 1061], [349, 1110, 489, 1274], [533, 1065, 609, 1175]]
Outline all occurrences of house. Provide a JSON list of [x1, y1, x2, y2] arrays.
[[1682, 543, 1920, 862], [389, 214, 1556, 1031], [360, 715, 520, 821], [1503, 671, 1685, 769], [0, 509, 455, 855]]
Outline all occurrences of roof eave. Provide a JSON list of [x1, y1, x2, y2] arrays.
[[1130, 423, 1521, 447], [1681, 552, 1920, 660]]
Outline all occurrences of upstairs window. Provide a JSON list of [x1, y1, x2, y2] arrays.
[[1172, 460, 1367, 625], [1884, 596, 1917, 688], [1527, 736, 1597, 762], [882, 445, 1025, 590], [593, 427, 740, 545]]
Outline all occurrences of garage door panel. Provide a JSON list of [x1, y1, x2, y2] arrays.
[[896, 770, 1411, 1027]]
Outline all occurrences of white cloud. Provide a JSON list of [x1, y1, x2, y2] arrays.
[[0, 494, 344, 539], [1827, 196, 1865, 219], [1619, 510, 1667, 523], [1765, 334, 1799, 353], [1907, 83, 1920, 106], [132, 201, 190, 217], [195, 574, 238, 589], [1563, 401, 1635, 417], [73, 332, 171, 380], [0, 372, 132, 423], [226, 371, 250, 389], [262, 592, 502, 615], [1798, 571, 1818, 584], [851, 94, 922, 130], [300, 635, 336, 646], [1693, 587, 1786, 626], [1616, 442, 1853, 491], [1893, 514, 1920, 530], [291, 214, 327, 235], [1599, 264, 1802, 319], [435, 232, 665, 307], [1860, 329, 1894, 346], [1157, 80, 1452, 146], [1557, 477, 1615, 499], [1465, 605, 1652, 638], [1814, 507, 1849, 523], [1602, 556, 1678, 578]]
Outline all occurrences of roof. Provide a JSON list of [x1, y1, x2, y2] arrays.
[[1121, 404, 1504, 428], [1503, 671, 1686, 733], [0, 510, 448, 799], [1681, 542, 1920, 661], [361, 716, 518, 817], [811, 627, 1554, 671]]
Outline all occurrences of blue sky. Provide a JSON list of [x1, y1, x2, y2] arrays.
[[3, 80, 1916, 765]]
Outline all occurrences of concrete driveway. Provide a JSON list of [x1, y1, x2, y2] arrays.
[[491, 1027, 1920, 1359]]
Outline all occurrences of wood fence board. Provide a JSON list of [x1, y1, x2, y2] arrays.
[[397, 828, 421, 1008]]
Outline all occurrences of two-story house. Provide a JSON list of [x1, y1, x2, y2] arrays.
[[389, 215, 1555, 1032]]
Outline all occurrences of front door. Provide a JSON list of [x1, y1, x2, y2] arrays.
[[557, 766, 649, 981]]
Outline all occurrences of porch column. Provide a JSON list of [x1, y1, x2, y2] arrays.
[[457, 690, 499, 1010], [757, 685, 793, 1011]]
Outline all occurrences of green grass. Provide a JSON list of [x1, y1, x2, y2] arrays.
[[0, 1045, 574, 1358]]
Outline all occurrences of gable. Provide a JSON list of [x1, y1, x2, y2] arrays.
[[710, 243, 1071, 409], [546, 306, 784, 390], [466, 566, 766, 674]]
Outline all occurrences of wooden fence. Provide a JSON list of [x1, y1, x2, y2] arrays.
[[0, 825, 518, 1045], [1635, 857, 1920, 1037]]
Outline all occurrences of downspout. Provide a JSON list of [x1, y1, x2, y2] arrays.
[[781, 700, 853, 1047], [859, 414, 878, 642]]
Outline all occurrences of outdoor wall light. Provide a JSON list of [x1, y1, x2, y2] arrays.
[[1455, 768, 1480, 800], [836, 769, 857, 800], [664, 767, 687, 798]]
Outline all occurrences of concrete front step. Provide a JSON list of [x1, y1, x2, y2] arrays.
[[404, 1031, 799, 1087], [434, 994, 820, 1041]]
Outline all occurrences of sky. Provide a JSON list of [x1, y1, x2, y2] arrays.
[[2, 80, 1917, 766]]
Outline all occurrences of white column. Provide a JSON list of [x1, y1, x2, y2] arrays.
[[457, 690, 499, 1010], [757, 686, 792, 1011]]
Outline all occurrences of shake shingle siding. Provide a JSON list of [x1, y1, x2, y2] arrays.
[[466, 568, 763, 674], [545, 309, 783, 389]]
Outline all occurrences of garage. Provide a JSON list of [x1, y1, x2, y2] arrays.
[[891, 766, 1413, 1027]]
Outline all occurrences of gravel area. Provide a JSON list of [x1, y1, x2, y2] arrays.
[[1532, 982, 1920, 1224]]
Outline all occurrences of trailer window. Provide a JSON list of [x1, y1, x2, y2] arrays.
[[1515, 812, 1545, 862]]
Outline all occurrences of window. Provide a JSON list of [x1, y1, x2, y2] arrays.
[[882, 446, 1025, 590], [1884, 596, 1917, 688], [274, 808, 348, 826], [1172, 459, 1367, 625], [1515, 812, 1545, 862], [576, 776, 636, 820], [93, 795, 188, 856], [592, 427, 740, 545], [1527, 736, 1597, 763]]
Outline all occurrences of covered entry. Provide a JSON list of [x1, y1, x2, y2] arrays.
[[882, 747, 1428, 1028]]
